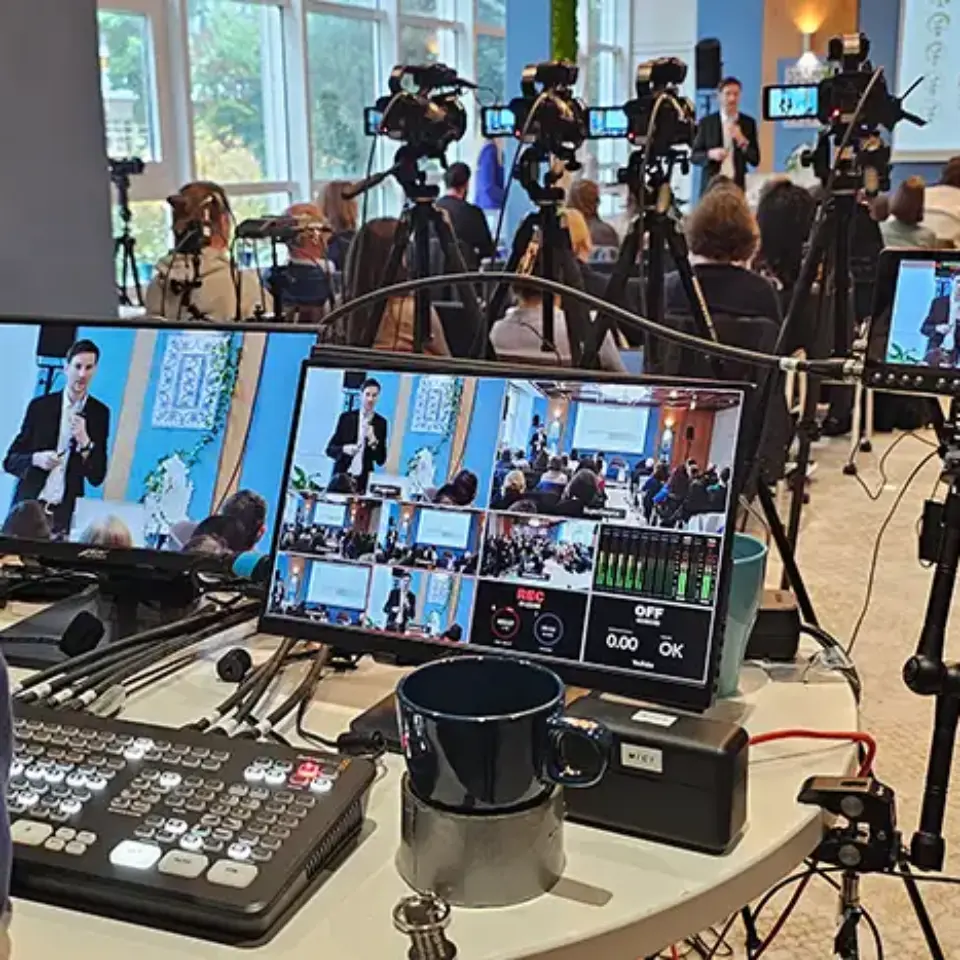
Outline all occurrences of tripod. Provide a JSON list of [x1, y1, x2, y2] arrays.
[[581, 147, 716, 369], [485, 145, 593, 364], [348, 145, 488, 357], [112, 170, 143, 308]]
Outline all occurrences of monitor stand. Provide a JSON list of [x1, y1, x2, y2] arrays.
[[0, 569, 201, 669]]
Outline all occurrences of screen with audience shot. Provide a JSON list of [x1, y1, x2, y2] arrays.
[[0, 319, 316, 567], [264, 359, 749, 708], [884, 257, 960, 370]]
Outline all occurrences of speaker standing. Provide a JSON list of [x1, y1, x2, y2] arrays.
[[691, 77, 761, 195]]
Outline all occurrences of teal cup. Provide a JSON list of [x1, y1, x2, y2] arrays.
[[716, 533, 768, 698]]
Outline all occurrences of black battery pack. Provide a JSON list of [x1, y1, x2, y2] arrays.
[[564, 696, 749, 855]]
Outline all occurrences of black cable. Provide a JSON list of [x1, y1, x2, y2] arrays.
[[853, 431, 937, 502], [700, 914, 740, 960], [804, 864, 884, 960], [123, 649, 203, 697], [263, 644, 329, 729], [231, 635, 298, 726], [798, 623, 863, 702], [748, 871, 813, 958], [0, 569, 96, 605], [847, 450, 939, 656]]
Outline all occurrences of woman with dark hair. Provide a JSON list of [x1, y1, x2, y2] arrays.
[[567, 179, 620, 248], [881, 176, 938, 249], [339, 218, 450, 355], [145, 181, 271, 322], [1, 500, 51, 541], [554, 469, 601, 518], [755, 178, 817, 300], [321, 180, 359, 270]]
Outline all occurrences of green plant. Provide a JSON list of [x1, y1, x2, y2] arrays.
[[291, 465, 324, 495], [551, 0, 578, 64], [141, 334, 244, 501]]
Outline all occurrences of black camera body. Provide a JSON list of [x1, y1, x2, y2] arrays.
[[624, 57, 697, 154], [108, 157, 145, 180], [368, 63, 468, 159]]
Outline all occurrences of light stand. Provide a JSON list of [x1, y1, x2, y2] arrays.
[[112, 169, 143, 308]]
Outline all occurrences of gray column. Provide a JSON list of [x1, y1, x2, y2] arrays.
[[0, 0, 115, 317]]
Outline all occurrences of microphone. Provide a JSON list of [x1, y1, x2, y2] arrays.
[[59, 611, 105, 658]]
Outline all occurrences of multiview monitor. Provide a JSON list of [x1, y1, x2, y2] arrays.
[[261, 349, 750, 711], [0, 317, 316, 573]]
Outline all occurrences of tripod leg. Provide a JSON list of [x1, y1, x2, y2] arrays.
[[430, 207, 490, 359], [411, 204, 433, 354], [661, 220, 719, 349], [899, 861, 946, 960], [358, 215, 409, 348], [485, 217, 535, 333], [546, 212, 591, 367]]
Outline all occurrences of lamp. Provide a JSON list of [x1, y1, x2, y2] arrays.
[[795, 31, 822, 80]]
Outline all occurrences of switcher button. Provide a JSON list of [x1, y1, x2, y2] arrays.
[[109, 840, 161, 870], [12, 821, 53, 846], [158, 850, 209, 879], [207, 860, 258, 889]]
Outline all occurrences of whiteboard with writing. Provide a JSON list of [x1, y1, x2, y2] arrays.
[[895, 0, 960, 159]]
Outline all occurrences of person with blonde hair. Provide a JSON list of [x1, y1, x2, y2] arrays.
[[567, 178, 620, 247], [320, 180, 359, 270], [881, 176, 938, 249], [268, 202, 336, 322], [145, 181, 271, 322], [78, 514, 134, 549]]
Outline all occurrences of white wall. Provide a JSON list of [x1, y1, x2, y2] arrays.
[[708, 406, 740, 470]]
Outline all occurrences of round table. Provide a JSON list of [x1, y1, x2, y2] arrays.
[[7, 625, 857, 960]]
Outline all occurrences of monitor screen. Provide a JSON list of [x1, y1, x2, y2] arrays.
[[886, 256, 960, 369], [0, 319, 315, 570], [262, 357, 747, 710]]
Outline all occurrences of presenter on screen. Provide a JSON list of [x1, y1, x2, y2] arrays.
[[325, 378, 388, 493], [692, 77, 761, 195], [921, 281, 960, 365], [385, 570, 417, 633], [4, 339, 110, 538]]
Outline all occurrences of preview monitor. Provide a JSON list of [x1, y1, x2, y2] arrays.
[[866, 249, 960, 397], [262, 351, 749, 710], [0, 317, 317, 571]]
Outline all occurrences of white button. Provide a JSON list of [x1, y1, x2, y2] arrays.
[[110, 840, 162, 870], [124, 748, 145, 762], [65, 841, 86, 856], [25, 767, 44, 782], [77, 831, 97, 845], [243, 766, 264, 783], [11, 821, 54, 846], [310, 777, 334, 795], [43, 837, 65, 852], [10, 760, 23, 778], [19, 791, 39, 809], [86, 776, 108, 791], [206, 860, 258, 890], [179, 834, 204, 853], [43, 769, 65, 785], [164, 819, 188, 836], [159, 772, 182, 790], [264, 770, 286, 786], [227, 842, 251, 862], [134, 738, 154, 750], [158, 850, 209, 879], [55, 827, 77, 841], [66, 773, 87, 789], [59, 799, 82, 815]]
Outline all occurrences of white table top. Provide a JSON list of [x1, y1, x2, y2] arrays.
[[5, 613, 858, 960]]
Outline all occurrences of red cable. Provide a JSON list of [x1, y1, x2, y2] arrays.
[[670, 946, 680, 960], [748, 728, 876, 776]]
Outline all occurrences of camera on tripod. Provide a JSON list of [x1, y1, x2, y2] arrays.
[[364, 63, 469, 160], [622, 57, 697, 154], [109, 157, 145, 181], [480, 61, 587, 164]]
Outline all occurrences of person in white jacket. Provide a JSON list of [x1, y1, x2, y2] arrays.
[[145, 181, 272, 322]]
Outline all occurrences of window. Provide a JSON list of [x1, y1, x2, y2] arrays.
[[399, 0, 457, 15], [476, 34, 505, 100], [399, 23, 458, 67], [115, 200, 171, 281], [98, 10, 160, 162], [187, 0, 289, 183], [307, 12, 380, 181], [477, 0, 505, 29]]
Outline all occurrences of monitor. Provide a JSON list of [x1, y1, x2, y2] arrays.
[[0, 317, 317, 573], [866, 249, 960, 397], [261, 351, 749, 710]]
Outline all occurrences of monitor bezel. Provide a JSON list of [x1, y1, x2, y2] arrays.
[[0, 313, 316, 576], [865, 248, 960, 397], [259, 346, 753, 712]]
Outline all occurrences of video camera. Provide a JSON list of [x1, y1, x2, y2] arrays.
[[622, 57, 697, 154], [108, 157, 145, 181], [235, 215, 332, 244], [763, 32, 923, 193], [364, 63, 469, 160], [480, 61, 588, 164]]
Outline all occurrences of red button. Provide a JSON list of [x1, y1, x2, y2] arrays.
[[289, 774, 311, 788], [297, 761, 320, 778]]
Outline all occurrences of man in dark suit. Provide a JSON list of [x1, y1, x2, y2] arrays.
[[384, 569, 417, 634], [692, 77, 761, 195], [325, 377, 388, 493], [920, 290, 956, 365], [4, 339, 110, 538], [436, 163, 496, 269]]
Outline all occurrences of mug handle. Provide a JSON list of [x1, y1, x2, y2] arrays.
[[544, 715, 612, 788]]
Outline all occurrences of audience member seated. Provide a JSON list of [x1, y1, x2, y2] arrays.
[[881, 177, 939, 250], [2, 500, 51, 541], [436, 163, 496, 268], [496, 470, 527, 510], [536, 457, 569, 496], [754, 177, 817, 353], [145, 181, 270, 322], [338, 218, 451, 355], [220, 489, 268, 551], [490, 262, 626, 371], [267, 203, 336, 323], [641, 462, 669, 522], [182, 533, 230, 555], [188, 515, 247, 554], [432, 469, 479, 507], [78, 515, 133, 549], [919, 157, 960, 248], [568, 178, 620, 249], [554, 469, 602, 518], [565, 208, 609, 302], [321, 180, 358, 271]]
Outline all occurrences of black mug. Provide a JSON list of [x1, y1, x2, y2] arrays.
[[395, 655, 611, 814]]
